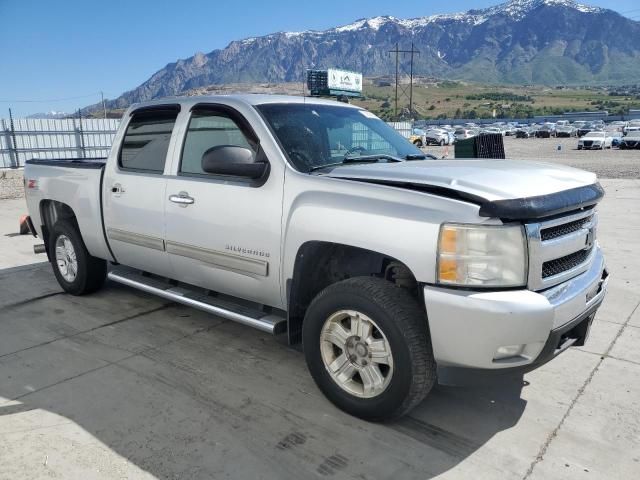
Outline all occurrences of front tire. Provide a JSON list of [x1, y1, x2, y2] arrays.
[[302, 277, 436, 421], [413, 140, 423, 148], [49, 220, 107, 295]]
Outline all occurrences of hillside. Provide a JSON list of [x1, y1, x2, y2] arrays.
[[86, 0, 640, 113]]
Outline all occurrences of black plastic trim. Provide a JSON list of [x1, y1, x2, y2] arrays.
[[130, 104, 181, 116], [479, 183, 605, 220], [98, 167, 118, 263], [336, 178, 604, 222], [25, 158, 106, 169]]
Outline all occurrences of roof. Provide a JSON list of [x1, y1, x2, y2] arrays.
[[128, 94, 360, 112]]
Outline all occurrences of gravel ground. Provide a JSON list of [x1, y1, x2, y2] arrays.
[[0, 169, 24, 200], [426, 136, 640, 179]]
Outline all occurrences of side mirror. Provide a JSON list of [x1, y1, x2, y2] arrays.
[[201, 145, 267, 179]]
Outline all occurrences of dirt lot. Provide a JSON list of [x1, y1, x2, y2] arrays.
[[426, 136, 640, 179], [0, 179, 639, 478]]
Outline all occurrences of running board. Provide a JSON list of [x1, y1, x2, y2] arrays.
[[107, 266, 286, 335]]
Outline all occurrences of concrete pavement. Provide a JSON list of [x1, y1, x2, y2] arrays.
[[0, 179, 638, 479]]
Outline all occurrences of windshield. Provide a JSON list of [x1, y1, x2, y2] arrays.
[[257, 103, 423, 172], [588, 132, 605, 138]]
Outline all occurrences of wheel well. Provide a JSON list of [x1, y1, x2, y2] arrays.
[[39, 200, 79, 259], [286, 241, 420, 345]]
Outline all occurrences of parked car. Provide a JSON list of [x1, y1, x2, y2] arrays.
[[555, 125, 577, 137], [409, 128, 426, 147], [619, 132, 640, 149], [502, 125, 516, 136], [424, 128, 451, 146], [515, 127, 533, 138], [454, 128, 476, 141], [23, 95, 608, 421], [610, 133, 624, 148], [624, 125, 640, 136], [481, 127, 504, 136], [577, 123, 595, 137], [578, 131, 612, 150], [535, 124, 557, 138]]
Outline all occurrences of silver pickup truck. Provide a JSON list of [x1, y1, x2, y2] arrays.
[[23, 95, 608, 420]]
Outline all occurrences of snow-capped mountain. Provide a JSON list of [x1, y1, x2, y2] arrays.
[[26, 111, 71, 119], [92, 0, 640, 110]]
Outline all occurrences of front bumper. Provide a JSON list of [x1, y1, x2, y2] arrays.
[[424, 247, 608, 371]]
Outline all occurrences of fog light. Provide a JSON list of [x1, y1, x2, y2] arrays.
[[493, 344, 525, 361]]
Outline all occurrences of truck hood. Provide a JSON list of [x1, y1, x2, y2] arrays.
[[325, 159, 603, 220]]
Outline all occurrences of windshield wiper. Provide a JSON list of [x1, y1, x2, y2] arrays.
[[308, 154, 404, 173], [405, 154, 427, 160]]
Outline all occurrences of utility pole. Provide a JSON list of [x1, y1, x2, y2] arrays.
[[391, 43, 399, 118], [409, 42, 415, 117], [100, 91, 107, 119], [388, 43, 420, 119]]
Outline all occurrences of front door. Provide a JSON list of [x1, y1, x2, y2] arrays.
[[164, 105, 284, 308], [102, 106, 179, 278]]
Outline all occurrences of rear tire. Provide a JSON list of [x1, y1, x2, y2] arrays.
[[413, 140, 423, 148], [302, 277, 436, 421], [49, 220, 107, 295]]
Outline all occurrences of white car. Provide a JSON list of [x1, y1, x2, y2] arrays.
[[578, 131, 612, 150], [481, 127, 505, 136], [424, 128, 451, 146], [454, 128, 476, 141]]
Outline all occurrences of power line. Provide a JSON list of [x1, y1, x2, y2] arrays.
[[0, 92, 106, 103]]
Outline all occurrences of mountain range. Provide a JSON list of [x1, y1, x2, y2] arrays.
[[90, 0, 640, 112]]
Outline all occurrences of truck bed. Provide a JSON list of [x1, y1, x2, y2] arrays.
[[24, 157, 114, 262]]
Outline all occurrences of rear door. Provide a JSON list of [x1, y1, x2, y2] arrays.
[[102, 105, 180, 278]]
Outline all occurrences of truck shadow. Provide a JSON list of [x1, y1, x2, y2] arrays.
[[0, 265, 526, 480]]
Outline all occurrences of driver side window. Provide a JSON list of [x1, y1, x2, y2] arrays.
[[180, 112, 254, 176]]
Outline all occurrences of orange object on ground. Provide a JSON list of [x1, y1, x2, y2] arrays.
[[19, 215, 30, 235]]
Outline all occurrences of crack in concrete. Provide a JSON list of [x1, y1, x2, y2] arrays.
[[575, 348, 640, 367], [0, 303, 172, 359], [1, 291, 63, 311], [522, 299, 640, 479], [1, 316, 229, 406]]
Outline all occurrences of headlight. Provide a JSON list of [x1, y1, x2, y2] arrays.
[[437, 223, 527, 287]]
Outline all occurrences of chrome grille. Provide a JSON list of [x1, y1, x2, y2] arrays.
[[525, 209, 598, 291], [542, 247, 593, 278], [540, 214, 593, 241]]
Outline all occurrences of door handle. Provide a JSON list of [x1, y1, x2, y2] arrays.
[[169, 191, 195, 207], [111, 183, 125, 196]]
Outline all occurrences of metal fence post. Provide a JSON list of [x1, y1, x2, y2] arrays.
[[75, 109, 87, 158], [8, 109, 19, 168]]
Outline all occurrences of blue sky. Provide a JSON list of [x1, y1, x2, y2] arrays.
[[2, 0, 639, 116]]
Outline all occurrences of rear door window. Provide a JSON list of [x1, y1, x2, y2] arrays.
[[119, 110, 178, 173]]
